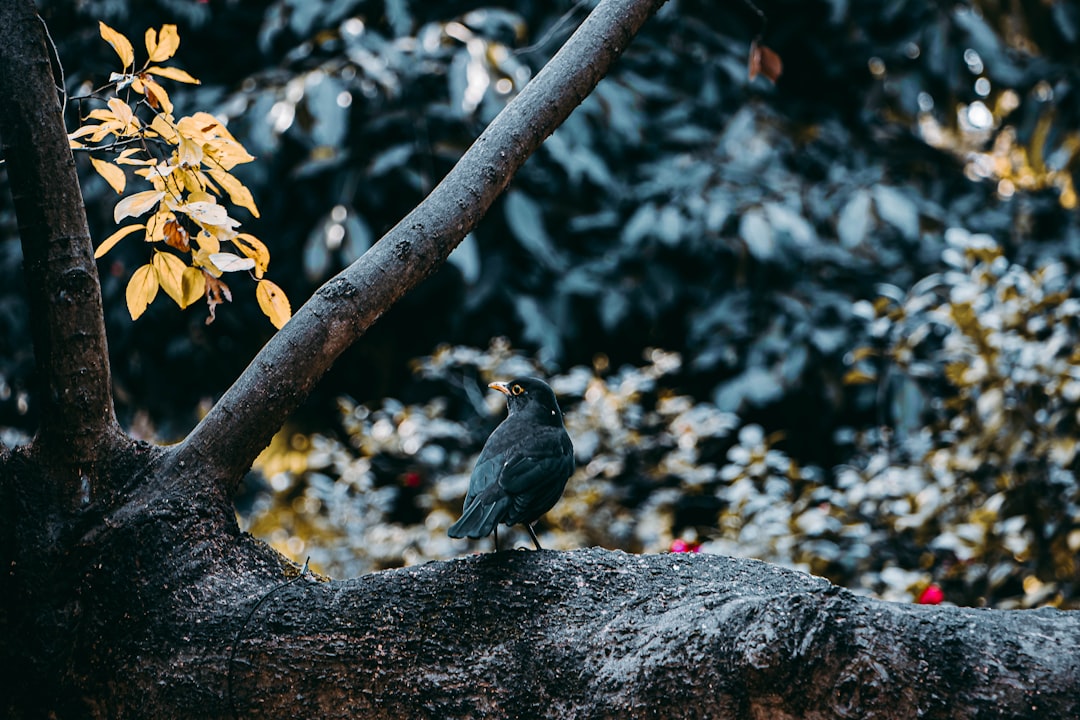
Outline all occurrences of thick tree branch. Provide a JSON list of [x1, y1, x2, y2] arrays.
[[75, 544, 1080, 718], [0, 0, 121, 466], [166, 0, 670, 495]]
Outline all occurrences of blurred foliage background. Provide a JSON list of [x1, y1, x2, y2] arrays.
[[3, 0, 1079, 608]]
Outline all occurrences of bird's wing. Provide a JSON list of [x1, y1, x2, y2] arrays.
[[449, 441, 514, 538], [498, 430, 574, 523], [498, 439, 573, 495], [463, 451, 502, 507]]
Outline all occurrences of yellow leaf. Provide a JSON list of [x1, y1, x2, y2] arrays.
[[148, 114, 178, 143], [126, 264, 159, 320], [234, 233, 270, 278], [144, 207, 176, 244], [207, 167, 259, 217], [256, 279, 291, 329], [179, 112, 226, 137], [848, 346, 877, 363], [186, 190, 215, 206], [107, 97, 133, 123], [193, 248, 221, 277], [195, 231, 220, 255], [115, 148, 153, 166], [146, 66, 201, 84], [177, 133, 204, 167], [106, 98, 139, 135], [843, 368, 877, 385], [86, 108, 118, 121], [206, 142, 255, 171], [68, 124, 100, 140], [209, 252, 255, 273], [99, 21, 134, 69], [141, 77, 173, 115], [153, 251, 189, 307], [178, 201, 242, 243], [90, 157, 126, 194], [181, 266, 206, 307], [146, 25, 180, 64], [95, 224, 145, 259], [89, 121, 124, 143], [178, 113, 254, 169], [180, 200, 234, 228], [179, 166, 206, 194], [114, 190, 165, 223]]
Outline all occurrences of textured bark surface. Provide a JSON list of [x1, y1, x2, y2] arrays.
[[227, 548, 1079, 720], [7, 493, 1080, 720], [2, 0, 1080, 718], [0, 0, 122, 464]]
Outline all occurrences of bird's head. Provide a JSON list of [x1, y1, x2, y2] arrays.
[[489, 377, 564, 424]]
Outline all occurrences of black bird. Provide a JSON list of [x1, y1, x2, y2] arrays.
[[448, 377, 574, 550]]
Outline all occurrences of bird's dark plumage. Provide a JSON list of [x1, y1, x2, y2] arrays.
[[448, 377, 574, 550]]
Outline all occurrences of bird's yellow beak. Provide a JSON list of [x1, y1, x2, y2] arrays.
[[489, 381, 511, 395]]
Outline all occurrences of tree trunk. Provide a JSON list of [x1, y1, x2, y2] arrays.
[[2, 0, 1079, 717]]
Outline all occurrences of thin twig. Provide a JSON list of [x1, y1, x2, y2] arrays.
[[70, 136, 150, 153], [7, 12, 70, 169], [516, 0, 593, 56], [36, 12, 66, 115], [738, 0, 768, 40]]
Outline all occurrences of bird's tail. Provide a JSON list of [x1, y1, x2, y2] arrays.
[[447, 496, 507, 539]]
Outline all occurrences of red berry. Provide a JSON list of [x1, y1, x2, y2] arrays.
[[917, 584, 944, 604]]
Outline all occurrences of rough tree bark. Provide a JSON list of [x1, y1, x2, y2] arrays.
[[1, 0, 1078, 718]]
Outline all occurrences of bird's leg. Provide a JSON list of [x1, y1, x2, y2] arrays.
[[525, 524, 543, 550], [493, 526, 499, 553]]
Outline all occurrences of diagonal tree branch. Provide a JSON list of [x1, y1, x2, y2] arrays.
[[166, 0, 670, 494], [0, 0, 122, 467]]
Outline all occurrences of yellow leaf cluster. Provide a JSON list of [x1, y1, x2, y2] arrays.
[[125, 251, 206, 320], [71, 22, 291, 330]]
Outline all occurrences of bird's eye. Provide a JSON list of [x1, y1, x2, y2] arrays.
[[511, 383, 524, 396]]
